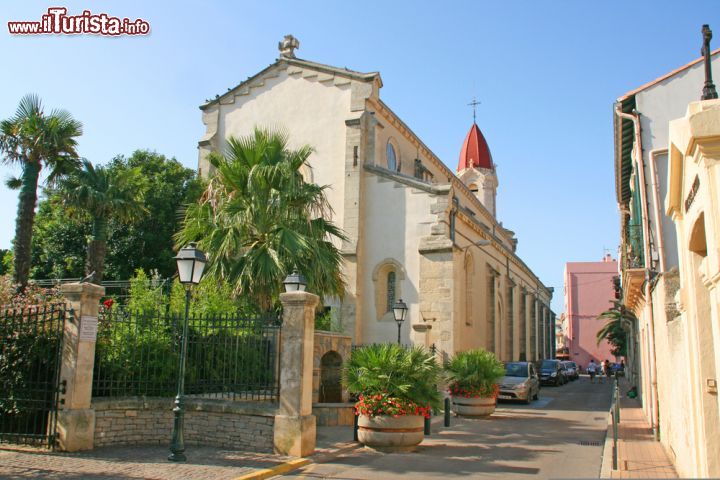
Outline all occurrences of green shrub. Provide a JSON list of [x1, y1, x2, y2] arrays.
[[343, 343, 441, 410], [93, 311, 177, 397], [445, 348, 505, 398]]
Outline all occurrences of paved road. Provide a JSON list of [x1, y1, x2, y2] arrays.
[[280, 376, 613, 479]]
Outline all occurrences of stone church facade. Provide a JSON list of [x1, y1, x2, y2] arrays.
[[198, 36, 554, 360]]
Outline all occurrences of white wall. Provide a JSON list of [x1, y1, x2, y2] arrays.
[[360, 172, 435, 344], [216, 70, 352, 228], [635, 55, 719, 270]]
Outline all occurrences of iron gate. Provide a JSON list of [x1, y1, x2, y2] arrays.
[[0, 304, 67, 448]]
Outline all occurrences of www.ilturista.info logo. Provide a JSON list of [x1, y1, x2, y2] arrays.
[[8, 7, 150, 36]]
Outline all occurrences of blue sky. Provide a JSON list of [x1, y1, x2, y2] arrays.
[[1, 1, 717, 313]]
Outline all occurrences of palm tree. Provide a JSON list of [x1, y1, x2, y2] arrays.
[[176, 127, 347, 311], [0, 95, 83, 288], [596, 300, 636, 357], [59, 159, 147, 282]]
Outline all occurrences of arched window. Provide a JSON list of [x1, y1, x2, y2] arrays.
[[372, 259, 406, 321], [387, 271, 396, 312], [386, 141, 398, 171]]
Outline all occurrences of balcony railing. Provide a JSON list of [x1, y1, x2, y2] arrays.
[[622, 224, 644, 270]]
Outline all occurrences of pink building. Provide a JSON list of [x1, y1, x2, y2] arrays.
[[564, 255, 617, 369]]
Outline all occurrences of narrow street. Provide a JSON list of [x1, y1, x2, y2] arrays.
[[281, 376, 613, 479]]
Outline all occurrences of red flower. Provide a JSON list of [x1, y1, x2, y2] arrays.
[[103, 299, 114, 310]]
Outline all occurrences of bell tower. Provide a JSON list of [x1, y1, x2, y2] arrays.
[[456, 120, 498, 217]]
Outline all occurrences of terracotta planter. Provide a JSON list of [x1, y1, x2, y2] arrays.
[[451, 395, 496, 416], [357, 414, 425, 452]]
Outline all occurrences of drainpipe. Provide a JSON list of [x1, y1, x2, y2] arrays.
[[614, 107, 660, 439]]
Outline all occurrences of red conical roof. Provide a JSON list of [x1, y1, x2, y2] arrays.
[[458, 123, 493, 171]]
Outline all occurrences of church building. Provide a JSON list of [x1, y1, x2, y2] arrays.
[[198, 36, 554, 361]]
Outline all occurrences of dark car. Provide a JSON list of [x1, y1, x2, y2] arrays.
[[539, 359, 565, 386], [561, 361, 579, 381]]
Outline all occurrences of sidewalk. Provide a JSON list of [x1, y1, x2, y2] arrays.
[[0, 425, 358, 480], [601, 380, 677, 479]]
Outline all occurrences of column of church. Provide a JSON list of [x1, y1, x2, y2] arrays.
[[543, 306, 550, 359], [537, 304, 544, 359], [530, 296, 538, 360], [505, 279, 516, 361], [542, 304, 549, 358], [339, 113, 372, 343], [546, 308, 553, 358], [486, 268, 499, 354], [519, 288, 528, 361], [550, 312, 556, 358]]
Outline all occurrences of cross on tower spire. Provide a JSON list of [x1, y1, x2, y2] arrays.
[[468, 97, 481, 123]]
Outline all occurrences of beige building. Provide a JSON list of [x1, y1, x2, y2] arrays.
[[198, 36, 553, 360], [666, 99, 720, 477], [613, 39, 720, 477]]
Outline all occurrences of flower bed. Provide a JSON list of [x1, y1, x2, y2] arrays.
[[354, 394, 432, 419], [448, 383, 499, 399]]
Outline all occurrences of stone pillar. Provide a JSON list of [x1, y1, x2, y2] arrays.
[[274, 291, 319, 457], [542, 306, 548, 359], [57, 282, 105, 451], [527, 296, 535, 360]]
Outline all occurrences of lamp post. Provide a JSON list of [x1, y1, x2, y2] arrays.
[[168, 242, 206, 462], [392, 299, 408, 345]]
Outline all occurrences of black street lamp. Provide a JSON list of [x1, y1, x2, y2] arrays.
[[392, 299, 408, 345], [283, 270, 308, 292], [168, 242, 206, 462]]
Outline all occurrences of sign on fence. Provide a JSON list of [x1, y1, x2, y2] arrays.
[[79, 315, 98, 341]]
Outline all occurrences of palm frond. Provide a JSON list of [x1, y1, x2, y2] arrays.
[[177, 126, 347, 310], [4, 176, 22, 190]]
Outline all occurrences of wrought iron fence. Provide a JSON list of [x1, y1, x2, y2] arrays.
[[0, 304, 67, 448], [31, 277, 173, 304], [92, 308, 282, 402]]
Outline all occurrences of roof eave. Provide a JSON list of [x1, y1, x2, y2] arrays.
[[617, 47, 720, 102], [199, 57, 381, 111]]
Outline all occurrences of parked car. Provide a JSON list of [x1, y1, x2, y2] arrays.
[[561, 361, 579, 381], [498, 361, 540, 404], [539, 359, 565, 386]]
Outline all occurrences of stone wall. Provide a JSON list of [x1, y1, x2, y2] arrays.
[[93, 397, 276, 452], [313, 403, 355, 426]]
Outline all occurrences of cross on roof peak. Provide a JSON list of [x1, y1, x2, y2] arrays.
[[467, 97, 481, 123]]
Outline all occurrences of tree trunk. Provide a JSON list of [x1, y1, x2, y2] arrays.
[[86, 216, 108, 283], [13, 161, 41, 289]]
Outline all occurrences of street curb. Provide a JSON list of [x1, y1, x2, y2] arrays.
[[232, 458, 311, 480], [599, 411, 613, 478], [232, 441, 363, 480]]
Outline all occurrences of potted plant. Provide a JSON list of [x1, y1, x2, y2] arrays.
[[445, 348, 505, 417], [343, 344, 441, 451]]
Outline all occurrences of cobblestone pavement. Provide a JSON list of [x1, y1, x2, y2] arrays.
[[0, 444, 293, 479]]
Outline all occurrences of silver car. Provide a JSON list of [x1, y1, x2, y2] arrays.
[[498, 362, 540, 404]]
